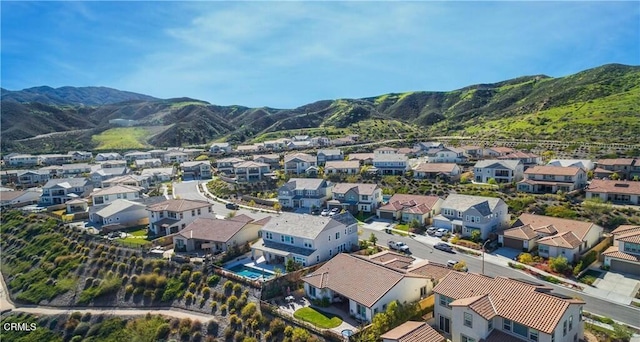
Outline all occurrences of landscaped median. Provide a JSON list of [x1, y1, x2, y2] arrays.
[[293, 307, 343, 329]]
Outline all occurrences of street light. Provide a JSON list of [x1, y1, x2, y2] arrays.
[[482, 240, 491, 275]]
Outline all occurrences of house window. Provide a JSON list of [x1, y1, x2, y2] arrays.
[[461, 335, 475, 342], [530, 329, 539, 341], [309, 286, 316, 297], [439, 295, 453, 308], [335, 232, 340, 239], [208, 206, 212, 212], [197, 209, 201, 215], [504, 319, 512, 331], [551, 331, 555, 342], [513, 322, 527, 337], [192, 210, 195, 216], [179, 213, 184, 219], [563, 320, 567, 336], [463, 312, 473, 328], [569, 316, 573, 331], [488, 318, 493, 331], [317, 255, 320, 262], [265, 232, 273, 240], [117, 193, 122, 199], [539, 245, 549, 254], [420, 286, 427, 297]]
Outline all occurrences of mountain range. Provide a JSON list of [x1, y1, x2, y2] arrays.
[[1, 63, 639, 153]]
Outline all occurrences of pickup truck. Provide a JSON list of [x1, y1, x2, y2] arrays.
[[388, 240, 410, 253]]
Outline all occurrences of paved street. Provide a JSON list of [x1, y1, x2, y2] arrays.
[[172, 180, 274, 221], [361, 227, 640, 328]]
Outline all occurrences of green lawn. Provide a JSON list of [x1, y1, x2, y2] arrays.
[[578, 270, 602, 286], [293, 307, 343, 329], [394, 224, 409, 232]]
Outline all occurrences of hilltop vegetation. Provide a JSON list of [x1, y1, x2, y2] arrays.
[[2, 63, 638, 153]]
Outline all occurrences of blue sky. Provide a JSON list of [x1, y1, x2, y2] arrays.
[[2, 1, 639, 108]]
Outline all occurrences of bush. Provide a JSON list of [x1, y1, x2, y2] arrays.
[[518, 253, 534, 265], [191, 271, 203, 284], [207, 275, 220, 287], [155, 323, 171, 340], [269, 318, 286, 335], [241, 302, 257, 318], [232, 283, 242, 296], [549, 255, 570, 274], [207, 320, 219, 335], [227, 295, 238, 308]]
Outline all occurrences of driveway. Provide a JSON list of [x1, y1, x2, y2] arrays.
[[362, 219, 393, 232], [590, 271, 640, 300], [493, 247, 521, 261]]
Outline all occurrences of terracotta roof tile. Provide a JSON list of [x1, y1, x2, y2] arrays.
[[380, 321, 445, 342], [413, 163, 458, 173], [537, 231, 582, 249], [502, 225, 538, 240], [513, 213, 596, 241], [451, 294, 497, 320], [481, 329, 529, 342], [602, 246, 640, 262], [587, 179, 640, 195], [616, 231, 640, 244], [433, 273, 584, 334], [324, 160, 360, 169], [348, 153, 375, 161], [596, 158, 636, 166], [177, 218, 247, 242], [406, 260, 452, 280], [303, 254, 425, 307], [611, 225, 640, 235], [378, 194, 441, 213], [524, 165, 581, 176]]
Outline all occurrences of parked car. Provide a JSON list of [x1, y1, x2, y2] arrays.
[[321, 209, 330, 216], [426, 227, 437, 235], [447, 260, 458, 267], [388, 240, 410, 253], [434, 228, 448, 237], [225, 202, 239, 210], [447, 259, 468, 272], [311, 208, 321, 215], [434, 242, 454, 253]]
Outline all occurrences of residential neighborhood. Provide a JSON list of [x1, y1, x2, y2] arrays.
[[1, 139, 639, 342]]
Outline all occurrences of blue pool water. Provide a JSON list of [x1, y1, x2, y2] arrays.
[[227, 265, 273, 280]]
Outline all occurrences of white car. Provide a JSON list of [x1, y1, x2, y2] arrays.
[[320, 209, 330, 216], [435, 228, 448, 237], [426, 227, 437, 235]]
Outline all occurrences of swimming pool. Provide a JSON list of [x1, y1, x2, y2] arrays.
[[227, 265, 273, 280]]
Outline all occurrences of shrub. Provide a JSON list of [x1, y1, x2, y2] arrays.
[[223, 280, 234, 291], [518, 253, 534, 265], [549, 255, 570, 274], [202, 287, 210, 299], [210, 301, 218, 312], [241, 302, 257, 318], [220, 304, 228, 315], [227, 295, 238, 308], [207, 320, 219, 335], [269, 318, 286, 335], [207, 275, 220, 287], [155, 323, 171, 340], [179, 270, 191, 282], [232, 283, 242, 296], [191, 271, 203, 284]]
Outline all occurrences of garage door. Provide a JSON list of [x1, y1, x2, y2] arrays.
[[610, 259, 640, 276], [379, 211, 395, 220], [503, 237, 523, 250]]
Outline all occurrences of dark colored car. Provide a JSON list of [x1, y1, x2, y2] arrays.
[[311, 208, 321, 215], [225, 202, 239, 210], [434, 243, 454, 253]]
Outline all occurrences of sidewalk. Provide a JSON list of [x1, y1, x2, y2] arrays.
[[407, 231, 638, 307], [197, 181, 280, 214]]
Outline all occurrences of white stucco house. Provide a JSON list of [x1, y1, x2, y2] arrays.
[[147, 199, 215, 236], [433, 194, 509, 240], [251, 212, 358, 268]]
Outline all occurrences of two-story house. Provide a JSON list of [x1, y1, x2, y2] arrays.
[[233, 161, 270, 182], [499, 214, 603, 261], [433, 194, 509, 240], [434, 272, 584, 342], [278, 178, 332, 209], [209, 142, 232, 155], [95, 153, 123, 161], [7, 154, 39, 167], [68, 151, 93, 162], [327, 183, 382, 214], [348, 153, 375, 165], [497, 151, 542, 169], [235, 144, 263, 154], [373, 153, 409, 176], [253, 154, 281, 170], [134, 158, 162, 169], [16, 170, 50, 188], [460, 145, 483, 159], [216, 157, 245, 175], [61, 163, 92, 178], [252, 212, 358, 267], [474, 160, 524, 184], [595, 158, 639, 180], [517, 166, 586, 194], [38, 154, 73, 165], [547, 159, 595, 171], [101, 174, 149, 189], [91, 184, 144, 206], [147, 199, 215, 236], [414, 142, 445, 155], [284, 153, 317, 175], [377, 194, 443, 226], [586, 179, 640, 205], [164, 151, 189, 164], [140, 167, 176, 186], [426, 147, 467, 164], [316, 149, 344, 166], [124, 151, 152, 162], [602, 225, 640, 275], [263, 138, 290, 151], [40, 178, 93, 206], [148, 149, 168, 159], [90, 167, 129, 188], [181, 160, 212, 179]]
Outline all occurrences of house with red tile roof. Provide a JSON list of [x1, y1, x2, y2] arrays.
[[172, 215, 269, 253], [433, 272, 585, 342], [499, 214, 603, 261], [381, 321, 445, 342], [595, 158, 640, 180], [602, 225, 640, 275], [377, 194, 443, 226], [302, 253, 449, 323], [585, 179, 640, 205], [517, 165, 587, 194]]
